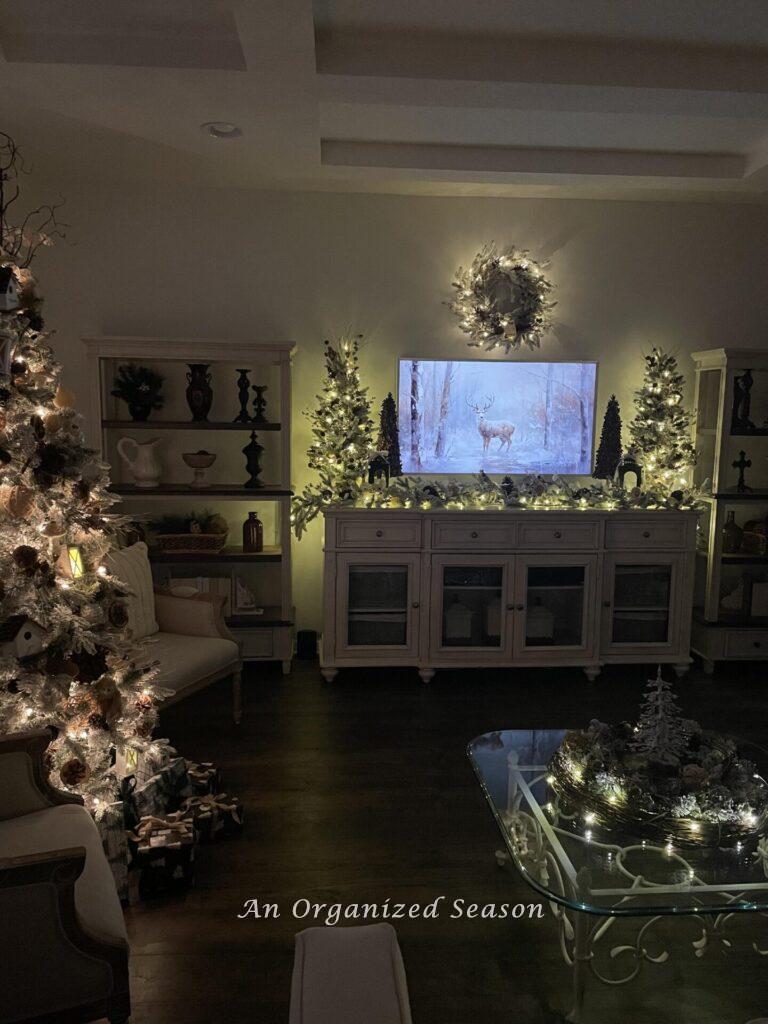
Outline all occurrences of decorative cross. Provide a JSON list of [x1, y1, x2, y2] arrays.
[[733, 449, 752, 493]]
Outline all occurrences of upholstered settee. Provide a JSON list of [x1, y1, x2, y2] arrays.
[[106, 542, 243, 723], [0, 729, 130, 1024]]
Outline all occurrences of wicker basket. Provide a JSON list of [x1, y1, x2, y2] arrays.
[[155, 532, 228, 554]]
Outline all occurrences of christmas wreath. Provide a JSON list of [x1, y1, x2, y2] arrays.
[[448, 243, 555, 353]]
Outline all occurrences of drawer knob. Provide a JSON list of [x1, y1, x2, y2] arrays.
[[554, 530, 562, 539], [471, 531, 479, 539], [643, 530, 651, 539], [603, 600, 611, 608], [516, 604, 525, 611], [506, 603, 515, 611], [412, 601, 420, 609], [375, 529, 383, 538], [755, 641, 762, 649]]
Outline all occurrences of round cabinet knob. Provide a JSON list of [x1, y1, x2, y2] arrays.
[[375, 529, 383, 538], [603, 600, 612, 608], [470, 531, 479, 539], [516, 604, 525, 611], [643, 530, 651, 539], [754, 641, 762, 649], [412, 601, 420, 609], [506, 603, 515, 611], [554, 530, 562, 539]]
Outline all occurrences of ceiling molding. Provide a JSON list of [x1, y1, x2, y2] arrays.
[[316, 27, 768, 94], [321, 140, 746, 180]]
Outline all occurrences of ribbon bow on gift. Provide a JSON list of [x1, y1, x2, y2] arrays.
[[183, 793, 242, 824], [130, 814, 195, 851]]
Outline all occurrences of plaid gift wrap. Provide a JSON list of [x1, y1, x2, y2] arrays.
[[185, 760, 222, 795], [96, 800, 129, 900], [128, 813, 197, 899], [180, 792, 244, 842], [133, 757, 193, 818]]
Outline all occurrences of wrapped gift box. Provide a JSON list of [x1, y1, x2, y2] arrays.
[[128, 813, 196, 899], [133, 757, 193, 819], [96, 800, 129, 900], [180, 792, 244, 842], [186, 760, 222, 796]]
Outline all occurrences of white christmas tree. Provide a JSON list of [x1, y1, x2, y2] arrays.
[[292, 336, 375, 537], [629, 347, 696, 492], [0, 134, 164, 807], [631, 666, 688, 764]]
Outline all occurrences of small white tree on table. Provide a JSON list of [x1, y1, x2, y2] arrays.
[[631, 666, 688, 765]]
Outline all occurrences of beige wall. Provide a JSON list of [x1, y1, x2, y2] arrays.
[[33, 182, 768, 629]]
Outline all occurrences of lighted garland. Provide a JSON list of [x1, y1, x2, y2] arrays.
[[448, 243, 555, 353], [318, 473, 703, 523]]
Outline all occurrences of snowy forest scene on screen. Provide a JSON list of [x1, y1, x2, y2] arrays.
[[397, 359, 597, 475]]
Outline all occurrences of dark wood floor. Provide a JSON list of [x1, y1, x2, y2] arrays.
[[125, 659, 768, 1024]]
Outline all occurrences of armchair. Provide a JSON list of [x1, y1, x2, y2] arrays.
[[0, 729, 130, 1024]]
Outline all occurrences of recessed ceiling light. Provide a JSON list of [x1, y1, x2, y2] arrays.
[[201, 121, 242, 140]]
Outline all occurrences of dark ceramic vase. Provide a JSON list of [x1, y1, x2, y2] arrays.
[[186, 363, 213, 421], [128, 400, 152, 422]]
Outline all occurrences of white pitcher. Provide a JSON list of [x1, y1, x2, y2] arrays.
[[117, 436, 162, 488]]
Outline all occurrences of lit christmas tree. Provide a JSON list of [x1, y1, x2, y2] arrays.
[[629, 347, 696, 492], [0, 134, 163, 807], [631, 666, 688, 765], [593, 394, 622, 480], [376, 392, 402, 478], [292, 336, 375, 537]]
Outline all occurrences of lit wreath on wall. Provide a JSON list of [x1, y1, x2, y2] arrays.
[[448, 243, 556, 354]]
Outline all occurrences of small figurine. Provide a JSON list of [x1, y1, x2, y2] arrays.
[[731, 370, 755, 434], [368, 452, 390, 486], [733, 449, 752, 493], [251, 384, 268, 425]]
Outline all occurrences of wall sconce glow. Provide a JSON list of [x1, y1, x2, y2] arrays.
[[67, 546, 84, 579]]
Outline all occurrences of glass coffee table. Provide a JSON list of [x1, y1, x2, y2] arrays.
[[468, 729, 768, 1023]]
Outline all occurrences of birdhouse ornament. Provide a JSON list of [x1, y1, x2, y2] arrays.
[[0, 266, 20, 312], [0, 616, 47, 659]]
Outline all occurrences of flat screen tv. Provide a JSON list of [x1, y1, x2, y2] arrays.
[[397, 358, 598, 475]]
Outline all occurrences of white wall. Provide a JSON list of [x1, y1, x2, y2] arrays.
[[33, 181, 768, 629]]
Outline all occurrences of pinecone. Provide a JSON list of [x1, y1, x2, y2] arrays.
[[60, 757, 89, 786], [12, 545, 39, 573], [107, 601, 129, 629]]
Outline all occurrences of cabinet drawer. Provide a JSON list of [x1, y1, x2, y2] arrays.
[[605, 519, 687, 550], [230, 628, 273, 659], [335, 517, 422, 549], [431, 519, 517, 550], [517, 520, 600, 549], [724, 630, 768, 659]]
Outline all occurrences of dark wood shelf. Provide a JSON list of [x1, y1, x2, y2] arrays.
[[226, 607, 292, 628], [112, 485, 291, 498], [149, 546, 281, 564], [713, 492, 768, 500], [102, 420, 280, 431]]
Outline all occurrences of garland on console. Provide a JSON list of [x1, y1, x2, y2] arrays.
[[448, 243, 555, 353]]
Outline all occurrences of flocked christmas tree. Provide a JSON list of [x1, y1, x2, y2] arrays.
[[0, 134, 164, 808], [629, 347, 696, 492], [376, 392, 402, 478], [631, 666, 688, 765], [292, 336, 375, 538], [593, 394, 622, 480]]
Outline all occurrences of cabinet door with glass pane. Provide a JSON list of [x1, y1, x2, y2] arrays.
[[512, 554, 598, 660], [601, 552, 684, 655], [335, 553, 421, 660], [429, 555, 513, 661]]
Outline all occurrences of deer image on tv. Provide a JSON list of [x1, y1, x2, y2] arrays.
[[466, 394, 515, 454], [398, 358, 597, 475]]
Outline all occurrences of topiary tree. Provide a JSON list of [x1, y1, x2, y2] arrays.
[[593, 394, 622, 480], [376, 392, 402, 477]]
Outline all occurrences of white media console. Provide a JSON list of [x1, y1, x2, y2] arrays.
[[320, 507, 698, 682]]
